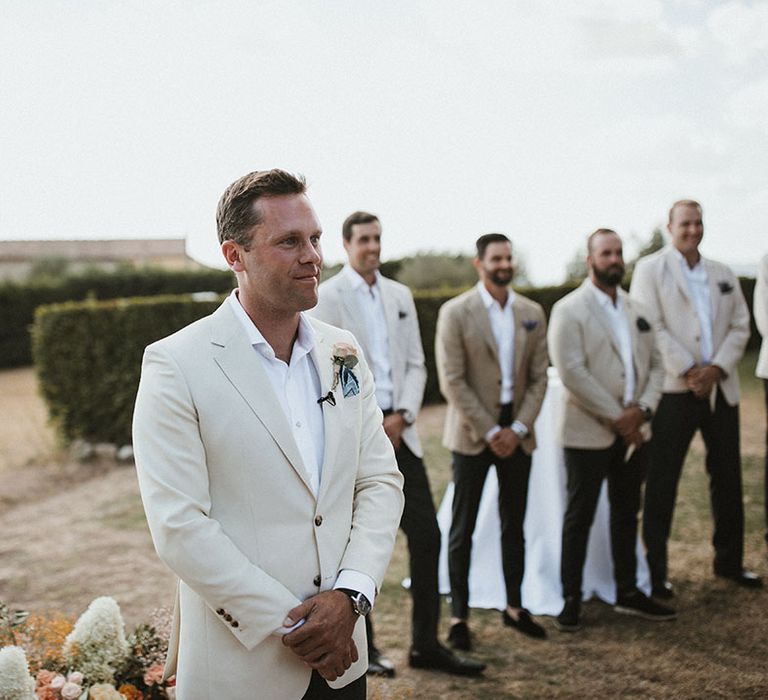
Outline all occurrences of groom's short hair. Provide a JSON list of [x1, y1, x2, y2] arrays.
[[216, 169, 307, 249], [342, 211, 380, 242]]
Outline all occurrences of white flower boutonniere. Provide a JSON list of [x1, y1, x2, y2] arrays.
[[331, 342, 360, 398]]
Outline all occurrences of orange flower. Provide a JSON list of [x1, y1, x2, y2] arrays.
[[18, 612, 74, 674], [117, 683, 144, 700]]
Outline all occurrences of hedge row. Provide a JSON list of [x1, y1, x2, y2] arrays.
[[1, 267, 235, 367], [32, 279, 761, 446]]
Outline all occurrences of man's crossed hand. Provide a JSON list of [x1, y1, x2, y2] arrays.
[[282, 590, 359, 681]]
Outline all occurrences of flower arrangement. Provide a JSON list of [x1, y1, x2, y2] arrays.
[[0, 599, 175, 700]]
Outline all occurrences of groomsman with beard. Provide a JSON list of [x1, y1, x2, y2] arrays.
[[311, 211, 485, 677], [549, 229, 676, 631], [435, 233, 549, 650], [631, 200, 761, 595]]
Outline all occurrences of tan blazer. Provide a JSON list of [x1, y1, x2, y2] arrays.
[[754, 254, 768, 380], [132, 301, 404, 700], [630, 246, 750, 406], [435, 286, 549, 455], [548, 282, 663, 449], [310, 269, 427, 456]]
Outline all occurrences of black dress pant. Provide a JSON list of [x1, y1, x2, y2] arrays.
[[643, 389, 745, 585], [764, 379, 768, 543], [448, 447, 532, 618], [366, 441, 441, 653], [302, 670, 366, 699], [561, 438, 647, 599]]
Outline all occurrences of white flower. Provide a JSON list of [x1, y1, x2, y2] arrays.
[[0, 646, 36, 700], [62, 597, 129, 685]]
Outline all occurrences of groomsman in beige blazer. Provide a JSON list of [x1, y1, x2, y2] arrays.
[[754, 253, 768, 553], [549, 229, 675, 632], [435, 233, 549, 649], [630, 199, 761, 594], [133, 170, 404, 700], [311, 211, 484, 677]]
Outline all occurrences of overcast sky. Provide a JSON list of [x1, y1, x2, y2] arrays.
[[1, 0, 766, 284]]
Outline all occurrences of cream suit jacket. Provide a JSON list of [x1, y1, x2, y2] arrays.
[[132, 301, 404, 700], [310, 270, 427, 457], [630, 246, 750, 406], [548, 282, 663, 450], [754, 254, 768, 380], [435, 287, 549, 456]]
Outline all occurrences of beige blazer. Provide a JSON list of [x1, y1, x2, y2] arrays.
[[310, 269, 427, 457], [630, 246, 750, 406], [435, 287, 549, 456], [132, 301, 404, 700], [548, 282, 663, 449], [754, 254, 768, 380]]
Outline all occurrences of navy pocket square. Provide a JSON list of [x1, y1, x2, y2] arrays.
[[718, 281, 734, 294], [398, 310, 407, 319], [636, 317, 651, 332], [522, 319, 538, 331]]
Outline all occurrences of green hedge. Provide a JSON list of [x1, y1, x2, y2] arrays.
[[31, 278, 761, 445], [1, 267, 234, 368], [32, 295, 221, 446]]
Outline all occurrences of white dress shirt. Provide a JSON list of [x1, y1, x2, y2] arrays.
[[675, 248, 714, 364], [343, 264, 394, 411], [589, 281, 636, 405], [228, 291, 375, 609]]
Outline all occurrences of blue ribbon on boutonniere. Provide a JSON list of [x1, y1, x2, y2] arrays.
[[718, 281, 734, 294], [325, 342, 361, 402], [522, 319, 538, 332]]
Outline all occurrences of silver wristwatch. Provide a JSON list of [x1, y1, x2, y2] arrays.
[[338, 588, 372, 616]]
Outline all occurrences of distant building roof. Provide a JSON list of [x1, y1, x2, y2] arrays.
[[0, 238, 190, 262]]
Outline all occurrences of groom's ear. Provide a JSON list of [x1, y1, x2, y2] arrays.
[[221, 241, 245, 272]]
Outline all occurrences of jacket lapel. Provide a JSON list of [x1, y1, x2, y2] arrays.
[[581, 282, 622, 359], [379, 278, 400, 372], [704, 257, 721, 321], [512, 296, 528, 377], [338, 275, 372, 360], [309, 321, 344, 504], [209, 302, 315, 497], [665, 246, 693, 304], [468, 288, 499, 362]]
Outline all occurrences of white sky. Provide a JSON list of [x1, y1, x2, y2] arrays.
[[1, 0, 767, 284]]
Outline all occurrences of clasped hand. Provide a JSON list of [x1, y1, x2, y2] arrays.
[[685, 365, 722, 400], [489, 427, 520, 459], [282, 590, 359, 681], [612, 406, 644, 448]]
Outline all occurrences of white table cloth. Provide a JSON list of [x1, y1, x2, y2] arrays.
[[437, 367, 651, 616]]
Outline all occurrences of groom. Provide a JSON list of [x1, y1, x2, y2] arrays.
[[133, 169, 404, 699]]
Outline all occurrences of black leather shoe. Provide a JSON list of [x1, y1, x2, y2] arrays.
[[614, 590, 676, 620], [715, 569, 763, 588], [555, 596, 581, 632], [367, 647, 395, 677], [502, 609, 547, 639], [447, 621, 471, 651], [652, 581, 675, 600], [409, 644, 485, 676]]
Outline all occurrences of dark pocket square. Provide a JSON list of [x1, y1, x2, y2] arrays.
[[718, 281, 734, 294], [522, 319, 538, 331], [636, 317, 651, 332], [398, 310, 407, 319]]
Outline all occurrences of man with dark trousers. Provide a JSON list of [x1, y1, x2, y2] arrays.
[[311, 211, 484, 677], [631, 200, 761, 594], [753, 253, 768, 555], [435, 233, 549, 650], [549, 229, 676, 631]]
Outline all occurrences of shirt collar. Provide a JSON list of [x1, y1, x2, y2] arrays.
[[588, 279, 623, 310], [227, 290, 316, 361], [672, 246, 704, 273], [343, 264, 381, 293], [476, 280, 515, 311]]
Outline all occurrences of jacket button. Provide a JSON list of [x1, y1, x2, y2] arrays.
[[315, 515, 323, 526], [216, 609, 225, 616], [231, 620, 239, 628], [224, 613, 232, 622], [313, 575, 321, 587]]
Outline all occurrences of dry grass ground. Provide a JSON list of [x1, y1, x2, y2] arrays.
[[1, 358, 766, 698]]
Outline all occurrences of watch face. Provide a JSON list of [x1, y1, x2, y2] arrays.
[[355, 593, 372, 616]]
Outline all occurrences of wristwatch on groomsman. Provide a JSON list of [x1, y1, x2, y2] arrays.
[[638, 403, 653, 422], [397, 408, 415, 426], [511, 420, 529, 439], [337, 589, 372, 616]]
